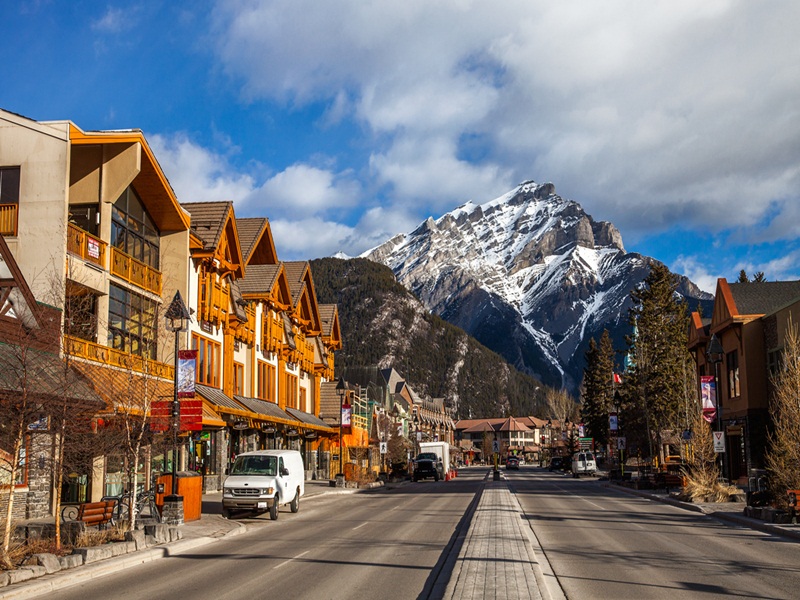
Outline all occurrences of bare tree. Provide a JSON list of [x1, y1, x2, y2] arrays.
[[765, 316, 800, 506]]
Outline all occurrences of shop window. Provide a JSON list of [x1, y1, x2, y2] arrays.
[[727, 350, 740, 398], [189, 431, 217, 476], [193, 333, 221, 387]]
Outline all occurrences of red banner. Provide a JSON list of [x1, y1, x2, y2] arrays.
[[701, 376, 717, 423], [180, 399, 203, 431], [178, 350, 198, 398], [341, 403, 352, 434], [150, 400, 172, 432]]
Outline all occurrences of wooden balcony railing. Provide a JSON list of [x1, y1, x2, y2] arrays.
[[65, 335, 174, 380], [233, 304, 257, 345], [0, 204, 18, 236], [110, 247, 162, 296], [67, 223, 107, 268], [262, 314, 283, 354], [198, 274, 228, 326]]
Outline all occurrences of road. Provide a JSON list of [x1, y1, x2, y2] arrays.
[[511, 466, 800, 599], [37, 471, 483, 600], [25, 465, 800, 600]]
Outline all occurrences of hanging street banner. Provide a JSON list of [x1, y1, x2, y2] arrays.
[[341, 403, 352, 434], [180, 399, 203, 431], [150, 400, 172, 433], [178, 349, 198, 398], [700, 376, 717, 423], [609, 413, 618, 432]]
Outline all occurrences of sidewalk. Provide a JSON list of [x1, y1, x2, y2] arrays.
[[0, 480, 357, 599]]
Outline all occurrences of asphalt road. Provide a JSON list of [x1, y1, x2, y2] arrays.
[[510, 466, 800, 600], [36, 471, 483, 600]]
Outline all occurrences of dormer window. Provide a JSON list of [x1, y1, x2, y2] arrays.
[[111, 186, 160, 270]]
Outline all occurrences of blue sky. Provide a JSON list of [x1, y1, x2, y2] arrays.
[[3, 1, 799, 292]]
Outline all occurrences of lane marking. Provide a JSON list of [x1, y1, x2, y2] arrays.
[[352, 522, 368, 530], [273, 550, 310, 569]]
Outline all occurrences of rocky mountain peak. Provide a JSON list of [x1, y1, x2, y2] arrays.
[[364, 180, 710, 392]]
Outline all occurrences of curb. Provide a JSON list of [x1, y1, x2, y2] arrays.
[[604, 481, 800, 542]]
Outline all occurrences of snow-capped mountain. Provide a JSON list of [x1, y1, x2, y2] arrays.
[[364, 181, 711, 393]]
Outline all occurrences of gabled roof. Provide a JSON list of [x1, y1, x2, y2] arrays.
[[236, 218, 278, 266], [712, 278, 800, 332], [282, 261, 321, 334], [318, 304, 342, 350], [239, 264, 293, 310], [67, 123, 190, 232], [498, 416, 531, 432], [182, 201, 244, 279]]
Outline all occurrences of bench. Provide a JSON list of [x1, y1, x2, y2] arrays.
[[75, 500, 117, 529]]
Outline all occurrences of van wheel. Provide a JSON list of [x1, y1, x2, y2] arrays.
[[290, 490, 300, 513], [270, 500, 279, 520]]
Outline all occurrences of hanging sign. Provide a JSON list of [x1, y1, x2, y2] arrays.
[[609, 413, 618, 432], [177, 350, 198, 398], [180, 399, 203, 431], [150, 400, 172, 432], [701, 376, 717, 423], [341, 403, 352, 434]]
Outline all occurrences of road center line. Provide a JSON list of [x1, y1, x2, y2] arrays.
[[273, 550, 310, 569], [352, 522, 368, 530]]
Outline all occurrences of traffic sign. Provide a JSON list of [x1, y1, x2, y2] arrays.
[[713, 431, 725, 453]]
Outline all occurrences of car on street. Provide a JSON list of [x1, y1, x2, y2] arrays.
[[506, 456, 519, 470], [571, 451, 597, 477], [548, 456, 564, 471], [413, 452, 444, 481]]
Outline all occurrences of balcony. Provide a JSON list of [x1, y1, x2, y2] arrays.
[[67, 223, 107, 268], [0, 204, 19, 236], [110, 247, 162, 296], [65, 335, 174, 379]]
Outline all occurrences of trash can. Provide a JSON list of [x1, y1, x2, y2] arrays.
[[156, 471, 203, 522]]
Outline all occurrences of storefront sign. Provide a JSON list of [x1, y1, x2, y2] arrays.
[[261, 424, 277, 434], [232, 419, 249, 430], [286, 428, 299, 437]]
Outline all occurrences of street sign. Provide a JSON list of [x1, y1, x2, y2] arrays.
[[492, 440, 500, 453], [713, 431, 726, 453], [617, 437, 626, 450], [380, 442, 387, 454]]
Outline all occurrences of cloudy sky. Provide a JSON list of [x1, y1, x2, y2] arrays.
[[3, 1, 799, 291]]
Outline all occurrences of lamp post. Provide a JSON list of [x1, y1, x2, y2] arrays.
[[706, 333, 725, 481], [164, 290, 191, 524], [335, 376, 346, 480]]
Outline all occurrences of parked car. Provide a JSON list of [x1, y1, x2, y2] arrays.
[[222, 449, 304, 520], [506, 457, 520, 470], [548, 456, 564, 471], [571, 451, 597, 477]]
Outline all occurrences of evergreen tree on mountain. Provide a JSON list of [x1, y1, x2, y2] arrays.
[[621, 263, 690, 462], [581, 330, 616, 450]]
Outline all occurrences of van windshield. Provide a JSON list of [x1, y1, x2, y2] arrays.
[[230, 455, 277, 476]]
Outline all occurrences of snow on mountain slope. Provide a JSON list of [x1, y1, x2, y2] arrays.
[[364, 181, 710, 392]]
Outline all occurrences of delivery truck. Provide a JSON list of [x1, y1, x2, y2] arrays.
[[418, 441, 451, 480]]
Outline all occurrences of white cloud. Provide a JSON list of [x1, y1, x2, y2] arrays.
[[209, 0, 800, 251], [270, 217, 355, 260], [149, 133, 256, 206], [91, 6, 136, 33], [672, 256, 719, 294], [255, 164, 361, 219]]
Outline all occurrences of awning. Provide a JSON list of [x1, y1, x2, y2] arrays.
[[202, 402, 226, 428], [285, 407, 334, 433]]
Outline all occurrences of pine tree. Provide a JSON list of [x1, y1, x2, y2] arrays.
[[622, 263, 690, 463], [581, 330, 616, 450]]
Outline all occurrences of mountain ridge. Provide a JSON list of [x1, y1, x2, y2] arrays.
[[363, 180, 712, 392]]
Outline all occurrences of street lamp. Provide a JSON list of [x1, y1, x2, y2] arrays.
[[706, 333, 725, 481], [335, 376, 346, 479], [164, 290, 191, 524]]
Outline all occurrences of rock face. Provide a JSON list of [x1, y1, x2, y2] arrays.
[[364, 180, 711, 392]]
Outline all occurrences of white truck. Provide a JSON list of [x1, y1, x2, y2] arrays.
[[418, 441, 451, 480]]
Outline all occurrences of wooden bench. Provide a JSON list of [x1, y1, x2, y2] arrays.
[[75, 500, 117, 529]]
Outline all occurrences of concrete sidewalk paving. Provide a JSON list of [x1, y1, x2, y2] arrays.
[[0, 480, 358, 599]]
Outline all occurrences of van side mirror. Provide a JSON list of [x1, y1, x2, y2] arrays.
[[280, 467, 289, 477]]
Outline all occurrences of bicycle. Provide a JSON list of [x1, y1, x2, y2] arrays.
[[102, 487, 162, 524]]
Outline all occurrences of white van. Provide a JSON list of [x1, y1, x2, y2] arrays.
[[571, 451, 597, 477], [222, 450, 305, 520]]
